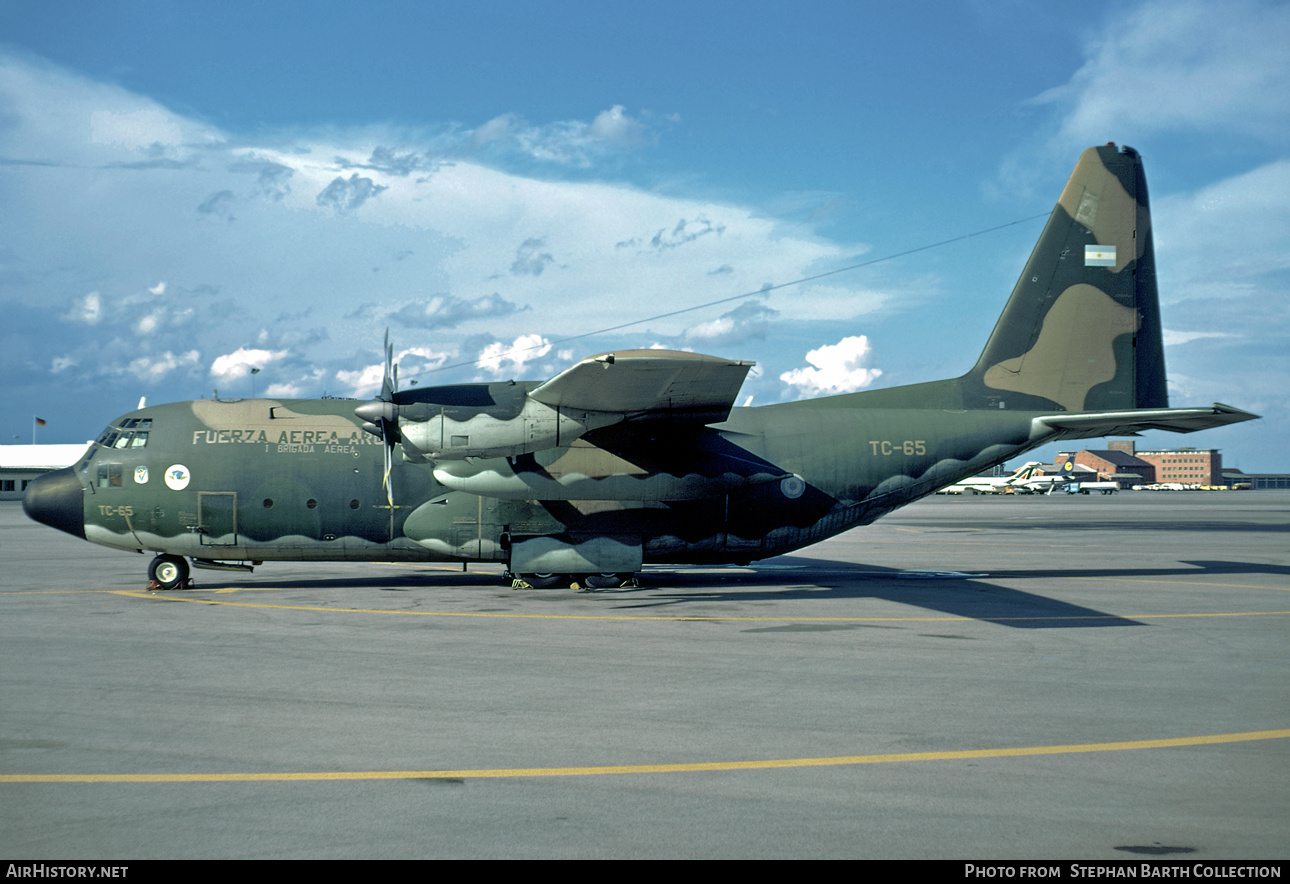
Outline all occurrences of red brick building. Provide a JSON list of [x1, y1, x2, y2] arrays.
[[1066, 448, 1155, 487], [1095, 440, 1224, 486], [1134, 447, 1223, 485]]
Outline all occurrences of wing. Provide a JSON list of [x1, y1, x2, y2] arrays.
[[1033, 403, 1259, 440], [393, 349, 756, 461], [530, 350, 755, 423]]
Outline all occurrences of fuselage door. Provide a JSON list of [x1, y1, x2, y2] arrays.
[[198, 492, 238, 546]]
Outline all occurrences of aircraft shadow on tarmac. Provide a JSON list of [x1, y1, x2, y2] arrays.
[[614, 553, 1290, 627], [599, 556, 1144, 629], [180, 554, 1290, 630], [893, 517, 1290, 535]]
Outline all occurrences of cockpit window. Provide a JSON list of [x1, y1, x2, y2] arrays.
[[98, 419, 153, 448]]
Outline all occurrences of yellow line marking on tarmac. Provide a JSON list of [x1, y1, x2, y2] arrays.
[[5, 729, 1287, 784], [111, 591, 1290, 622], [1070, 576, 1290, 591]]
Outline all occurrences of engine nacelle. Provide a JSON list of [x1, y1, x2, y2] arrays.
[[399, 398, 619, 460]]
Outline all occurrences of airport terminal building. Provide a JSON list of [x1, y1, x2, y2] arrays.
[[0, 444, 91, 501]]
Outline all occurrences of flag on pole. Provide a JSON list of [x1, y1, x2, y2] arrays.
[[35, 417, 46, 426]]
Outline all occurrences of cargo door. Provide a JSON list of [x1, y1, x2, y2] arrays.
[[198, 492, 238, 546]]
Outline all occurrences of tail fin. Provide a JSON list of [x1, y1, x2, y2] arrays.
[[961, 144, 1167, 412]]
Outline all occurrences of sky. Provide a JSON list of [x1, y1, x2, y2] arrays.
[[1, 0, 1286, 471]]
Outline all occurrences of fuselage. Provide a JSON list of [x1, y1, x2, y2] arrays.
[[24, 392, 1046, 569]]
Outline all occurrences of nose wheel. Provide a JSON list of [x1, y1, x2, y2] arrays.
[[148, 554, 191, 590]]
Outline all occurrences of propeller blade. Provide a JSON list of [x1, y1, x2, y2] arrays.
[[380, 329, 394, 402], [356, 329, 402, 513], [382, 437, 394, 510]]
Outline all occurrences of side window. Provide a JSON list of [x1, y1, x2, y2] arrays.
[[130, 432, 149, 448], [113, 433, 133, 449], [97, 464, 123, 488]]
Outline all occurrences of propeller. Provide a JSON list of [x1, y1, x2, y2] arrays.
[[354, 329, 400, 510]]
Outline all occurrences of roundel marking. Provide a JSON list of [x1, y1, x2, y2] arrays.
[[780, 475, 806, 499], [164, 464, 191, 491]]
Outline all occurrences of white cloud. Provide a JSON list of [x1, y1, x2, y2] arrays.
[[780, 336, 883, 398], [683, 300, 779, 347], [127, 350, 201, 383], [316, 173, 388, 213], [262, 382, 306, 398], [511, 105, 650, 166], [1031, 0, 1290, 146], [0, 54, 222, 167], [90, 108, 188, 151], [66, 292, 102, 325], [477, 334, 552, 375], [393, 345, 453, 378], [589, 105, 645, 144], [335, 363, 386, 398], [135, 311, 163, 335], [1155, 159, 1290, 303], [450, 105, 653, 166], [210, 348, 289, 384], [1162, 330, 1232, 347], [685, 316, 736, 340]]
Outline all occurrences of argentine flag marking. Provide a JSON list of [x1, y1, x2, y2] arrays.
[[1085, 244, 1116, 267]]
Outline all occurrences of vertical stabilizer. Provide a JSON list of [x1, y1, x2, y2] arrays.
[[962, 144, 1167, 412]]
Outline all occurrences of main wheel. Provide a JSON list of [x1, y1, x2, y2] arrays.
[[148, 555, 189, 590], [583, 572, 631, 589], [520, 572, 564, 589]]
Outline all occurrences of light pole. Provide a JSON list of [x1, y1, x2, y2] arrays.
[[250, 367, 261, 399]]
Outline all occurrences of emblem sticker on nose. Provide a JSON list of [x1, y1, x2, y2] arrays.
[[134, 466, 149, 484], [164, 464, 191, 491]]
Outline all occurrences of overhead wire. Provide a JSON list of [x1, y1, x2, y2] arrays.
[[409, 210, 1053, 380]]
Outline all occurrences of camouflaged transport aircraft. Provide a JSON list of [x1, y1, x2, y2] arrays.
[[23, 145, 1258, 589]]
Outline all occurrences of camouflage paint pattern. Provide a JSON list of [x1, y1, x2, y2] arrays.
[[24, 146, 1257, 582]]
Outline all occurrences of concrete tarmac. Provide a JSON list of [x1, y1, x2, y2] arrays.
[[2, 493, 1287, 859]]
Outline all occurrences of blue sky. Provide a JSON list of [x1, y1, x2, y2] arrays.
[[1, 0, 1286, 470]]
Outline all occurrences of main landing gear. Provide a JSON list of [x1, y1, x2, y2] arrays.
[[509, 572, 637, 591], [147, 554, 192, 591]]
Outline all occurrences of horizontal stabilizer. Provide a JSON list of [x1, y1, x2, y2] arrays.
[[1033, 403, 1259, 440], [530, 349, 754, 422]]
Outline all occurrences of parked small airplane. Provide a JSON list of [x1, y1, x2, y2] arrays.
[[24, 144, 1257, 589], [1015, 459, 1085, 494], [936, 460, 1080, 495]]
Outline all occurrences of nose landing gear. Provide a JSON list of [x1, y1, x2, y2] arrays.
[[147, 554, 191, 590]]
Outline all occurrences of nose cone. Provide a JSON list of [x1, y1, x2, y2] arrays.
[[23, 466, 86, 539]]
